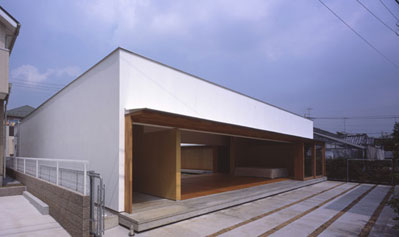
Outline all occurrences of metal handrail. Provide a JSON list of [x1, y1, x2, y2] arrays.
[[14, 156, 89, 163], [8, 156, 89, 195]]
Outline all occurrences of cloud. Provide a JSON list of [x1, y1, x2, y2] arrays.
[[11, 65, 80, 83]]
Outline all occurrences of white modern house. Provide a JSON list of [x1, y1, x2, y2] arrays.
[[17, 48, 324, 213]]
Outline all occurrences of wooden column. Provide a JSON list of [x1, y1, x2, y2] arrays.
[[212, 146, 219, 173], [176, 129, 181, 201], [312, 143, 316, 178], [134, 128, 181, 200], [294, 142, 304, 180], [124, 115, 133, 213], [229, 137, 236, 174]]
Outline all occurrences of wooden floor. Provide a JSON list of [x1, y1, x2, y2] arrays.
[[181, 173, 289, 200]]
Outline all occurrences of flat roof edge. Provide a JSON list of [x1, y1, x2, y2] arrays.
[[0, 6, 19, 28]]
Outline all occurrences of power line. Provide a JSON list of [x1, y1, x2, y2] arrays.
[[12, 82, 62, 90], [318, 0, 399, 68], [356, 0, 397, 34], [379, 0, 399, 21], [12, 82, 62, 91], [311, 115, 399, 120], [11, 79, 65, 87], [12, 84, 56, 93]]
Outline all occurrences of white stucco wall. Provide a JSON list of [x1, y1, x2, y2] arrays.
[[119, 49, 313, 140], [18, 50, 122, 211]]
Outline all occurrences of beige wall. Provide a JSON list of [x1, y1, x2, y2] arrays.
[[0, 22, 10, 183], [0, 102, 4, 181], [0, 23, 9, 99], [133, 126, 181, 200], [181, 146, 216, 171], [0, 49, 8, 98]]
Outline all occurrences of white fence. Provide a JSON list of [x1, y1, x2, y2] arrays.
[[6, 157, 89, 195]]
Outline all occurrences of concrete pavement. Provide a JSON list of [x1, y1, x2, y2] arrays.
[[0, 195, 69, 236], [105, 181, 399, 237]]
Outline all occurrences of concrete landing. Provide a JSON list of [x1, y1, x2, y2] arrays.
[[0, 186, 26, 197], [0, 195, 69, 236], [119, 177, 326, 231]]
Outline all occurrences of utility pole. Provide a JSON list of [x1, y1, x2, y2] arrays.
[[305, 107, 313, 119]]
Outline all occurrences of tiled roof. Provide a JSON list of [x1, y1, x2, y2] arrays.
[[7, 105, 35, 119]]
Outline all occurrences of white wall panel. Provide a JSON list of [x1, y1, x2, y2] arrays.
[[18, 51, 121, 211]]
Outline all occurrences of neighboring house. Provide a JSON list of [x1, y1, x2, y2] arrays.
[[0, 6, 20, 186], [314, 128, 365, 159], [7, 105, 35, 123], [375, 135, 396, 159], [6, 105, 34, 156], [314, 128, 385, 160], [344, 134, 385, 160], [16, 48, 325, 213]]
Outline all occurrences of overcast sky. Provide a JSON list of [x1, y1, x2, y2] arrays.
[[2, 0, 399, 136]]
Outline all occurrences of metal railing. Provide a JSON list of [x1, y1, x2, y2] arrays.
[[6, 156, 89, 195]]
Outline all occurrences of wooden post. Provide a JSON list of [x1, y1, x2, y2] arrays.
[[212, 146, 219, 173], [229, 137, 236, 174], [312, 143, 316, 178], [294, 142, 304, 180], [175, 129, 181, 201], [124, 115, 133, 213]]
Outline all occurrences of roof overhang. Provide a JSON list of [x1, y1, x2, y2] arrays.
[[0, 6, 20, 53], [126, 108, 319, 144]]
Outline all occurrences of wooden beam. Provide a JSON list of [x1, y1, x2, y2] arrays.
[[129, 109, 313, 143], [124, 115, 133, 213]]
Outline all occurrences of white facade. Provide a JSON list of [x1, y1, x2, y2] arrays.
[[18, 48, 313, 212], [18, 51, 121, 210]]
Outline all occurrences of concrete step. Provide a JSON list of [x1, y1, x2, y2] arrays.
[[23, 191, 49, 215], [104, 208, 120, 230]]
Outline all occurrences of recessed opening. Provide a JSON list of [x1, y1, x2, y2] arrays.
[[130, 123, 306, 211]]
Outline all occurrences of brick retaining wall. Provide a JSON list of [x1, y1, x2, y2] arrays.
[[7, 168, 90, 237]]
